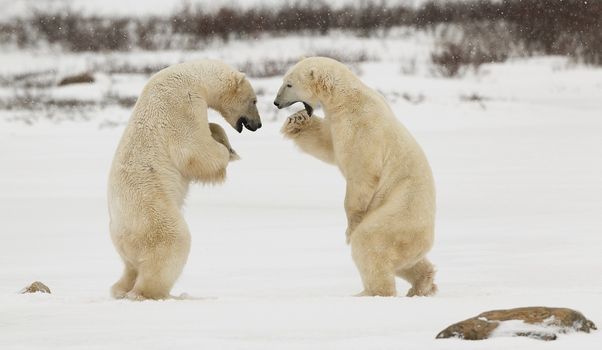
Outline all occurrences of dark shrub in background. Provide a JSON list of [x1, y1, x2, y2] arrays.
[[419, 0, 602, 65], [0, 0, 599, 65]]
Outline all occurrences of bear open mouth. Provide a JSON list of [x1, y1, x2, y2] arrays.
[[303, 102, 314, 116], [242, 117, 259, 132], [235, 116, 260, 133], [235, 118, 244, 133], [277, 100, 313, 116]]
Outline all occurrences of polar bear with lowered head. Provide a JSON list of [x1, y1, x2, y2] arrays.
[[275, 57, 436, 297], [108, 59, 261, 300]]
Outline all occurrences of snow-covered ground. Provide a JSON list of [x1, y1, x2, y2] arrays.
[[1, 33, 601, 349]]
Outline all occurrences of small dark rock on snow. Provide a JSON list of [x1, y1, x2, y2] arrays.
[[437, 306, 596, 341], [58, 72, 95, 86], [21, 281, 51, 294]]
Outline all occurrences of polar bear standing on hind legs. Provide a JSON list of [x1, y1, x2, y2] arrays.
[[108, 59, 261, 300], [275, 57, 437, 297]]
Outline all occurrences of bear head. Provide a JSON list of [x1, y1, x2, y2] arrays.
[[273, 57, 340, 116], [221, 72, 262, 133]]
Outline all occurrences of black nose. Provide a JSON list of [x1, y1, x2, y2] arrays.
[[257, 122, 262, 129], [273, 101, 280, 107]]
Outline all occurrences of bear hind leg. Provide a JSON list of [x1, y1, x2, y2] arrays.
[[352, 258, 397, 297], [111, 263, 137, 299], [126, 253, 188, 300], [126, 229, 190, 301], [396, 258, 437, 297], [350, 235, 397, 297]]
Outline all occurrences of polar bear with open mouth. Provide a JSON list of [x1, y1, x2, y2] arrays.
[[108, 59, 260, 300], [275, 57, 437, 297]]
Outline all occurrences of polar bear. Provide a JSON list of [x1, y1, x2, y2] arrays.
[[275, 57, 437, 297], [108, 59, 261, 300]]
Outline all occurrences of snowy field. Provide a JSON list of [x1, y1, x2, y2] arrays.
[[1, 32, 602, 349]]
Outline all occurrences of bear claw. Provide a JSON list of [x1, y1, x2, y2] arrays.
[[282, 110, 311, 136]]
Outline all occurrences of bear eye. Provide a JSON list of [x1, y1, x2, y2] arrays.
[[286, 84, 292, 88], [252, 100, 257, 105]]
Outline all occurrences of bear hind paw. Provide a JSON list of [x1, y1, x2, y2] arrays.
[[406, 283, 438, 297]]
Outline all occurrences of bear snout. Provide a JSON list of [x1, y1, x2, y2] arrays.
[[238, 116, 262, 132]]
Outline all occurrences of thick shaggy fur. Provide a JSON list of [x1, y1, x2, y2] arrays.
[[276, 57, 437, 297], [108, 59, 259, 300]]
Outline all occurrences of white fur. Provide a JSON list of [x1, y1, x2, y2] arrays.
[[277, 57, 437, 297], [108, 59, 259, 300]]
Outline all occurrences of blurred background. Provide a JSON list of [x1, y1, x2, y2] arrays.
[[0, 0, 600, 125]]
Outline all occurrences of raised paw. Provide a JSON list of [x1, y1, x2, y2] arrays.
[[281, 110, 311, 136]]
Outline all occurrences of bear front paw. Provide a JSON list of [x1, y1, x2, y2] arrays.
[[281, 110, 311, 136]]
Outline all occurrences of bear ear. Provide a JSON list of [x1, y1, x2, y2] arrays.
[[234, 72, 246, 88], [298, 55, 307, 62], [308, 67, 332, 94]]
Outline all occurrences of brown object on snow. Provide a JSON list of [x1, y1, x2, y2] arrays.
[[21, 281, 51, 294], [58, 72, 95, 86], [436, 307, 596, 341]]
